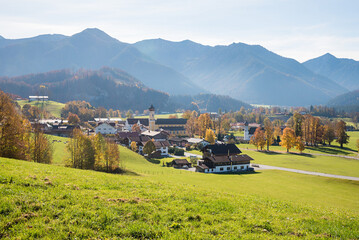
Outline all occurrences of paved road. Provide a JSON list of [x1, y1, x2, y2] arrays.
[[184, 152, 359, 181], [253, 164, 359, 181]]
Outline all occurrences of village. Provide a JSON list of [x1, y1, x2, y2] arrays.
[[34, 102, 257, 173]]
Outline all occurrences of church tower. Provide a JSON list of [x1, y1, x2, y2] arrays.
[[149, 104, 156, 131]]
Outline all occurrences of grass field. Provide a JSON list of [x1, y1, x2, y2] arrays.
[[1, 136, 359, 238], [17, 100, 65, 118]]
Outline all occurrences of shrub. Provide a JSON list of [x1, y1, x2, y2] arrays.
[[168, 147, 176, 154], [174, 148, 184, 156]]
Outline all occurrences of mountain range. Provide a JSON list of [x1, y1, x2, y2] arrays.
[[134, 39, 348, 106], [0, 28, 358, 107], [0, 28, 203, 95]]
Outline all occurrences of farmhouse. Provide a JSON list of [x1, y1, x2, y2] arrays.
[[196, 144, 253, 173], [95, 122, 117, 135], [153, 140, 170, 156], [171, 159, 192, 169]]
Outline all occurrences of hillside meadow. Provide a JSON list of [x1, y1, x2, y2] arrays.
[[1, 138, 359, 239], [17, 100, 65, 118]]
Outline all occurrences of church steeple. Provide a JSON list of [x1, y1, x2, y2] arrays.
[[149, 104, 155, 131]]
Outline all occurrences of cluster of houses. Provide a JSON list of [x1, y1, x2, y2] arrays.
[[35, 104, 255, 174]]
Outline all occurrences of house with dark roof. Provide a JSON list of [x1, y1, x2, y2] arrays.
[[153, 140, 171, 156], [171, 159, 192, 169], [196, 144, 254, 173], [124, 118, 149, 132]]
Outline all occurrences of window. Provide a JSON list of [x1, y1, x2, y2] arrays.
[[220, 167, 223, 171], [241, 166, 244, 170], [227, 167, 230, 170], [234, 166, 237, 170]]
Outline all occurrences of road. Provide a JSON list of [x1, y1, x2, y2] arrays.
[[184, 152, 359, 181]]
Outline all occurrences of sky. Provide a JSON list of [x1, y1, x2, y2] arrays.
[[0, 0, 358, 62]]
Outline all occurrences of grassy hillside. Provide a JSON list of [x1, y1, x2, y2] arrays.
[[17, 100, 65, 118], [1, 141, 359, 238]]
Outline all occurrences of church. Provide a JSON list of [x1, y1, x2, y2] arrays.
[[125, 105, 187, 136]]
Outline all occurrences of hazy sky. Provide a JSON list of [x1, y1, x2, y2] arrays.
[[0, 0, 358, 62]]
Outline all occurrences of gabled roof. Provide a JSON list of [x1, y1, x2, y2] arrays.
[[155, 118, 187, 125], [128, 135, 151, 143], [172, 159, 190, 165], [126, 118, 149, 126], [117, 132, 140, 140], [153, 140, 170, 148], [202, 144, 242, 155]]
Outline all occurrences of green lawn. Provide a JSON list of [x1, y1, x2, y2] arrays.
[[1, 137, 359, 238], [17, 100, 65, 118]]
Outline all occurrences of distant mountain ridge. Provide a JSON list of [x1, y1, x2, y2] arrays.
[[0, 28, 203, 95], [303, 53, 359, 90], [0, 68, 249, 112], [327, 89, 359, 112], [134, 39, 348, 106], [0, 28, 351, 106]]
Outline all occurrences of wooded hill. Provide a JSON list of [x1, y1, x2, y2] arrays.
[[0, 68, 250, 112]]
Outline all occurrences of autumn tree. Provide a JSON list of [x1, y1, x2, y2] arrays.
[[280, 127, 296, 152], [143, 140, 156, 156], [31, 125, 53, 164], [67, 112, 80, 124], [263, 118, 274, 151], [131, 123, 141, 133], [0, 91, 29, 160], [250, 127, 266, 150], [336, 120, 349, 148], [295, 136, 305, 154], [185, 111, 198, 137], [323, 122, 335, 145], [205, 129, 216, 144], [130, 141, 138, 152], [196, 113, 213, 138], [93, 133, 107, 170], [104, 140, 120, 172], [293, 112, 304, 137]]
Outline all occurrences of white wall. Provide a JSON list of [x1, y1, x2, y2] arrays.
[[205, 164, 250, 173]]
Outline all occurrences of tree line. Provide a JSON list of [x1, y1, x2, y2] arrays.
[[250, 113, 349, 153], [0, 90, 53, 163], [66, 129, 121, 172]]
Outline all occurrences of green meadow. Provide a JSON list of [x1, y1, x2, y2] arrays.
[[1, 138, 359, 239], [17, 100, 65, 118]]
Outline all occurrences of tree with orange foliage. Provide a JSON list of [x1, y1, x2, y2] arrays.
[[295, 136, 305, 154], [131, 123, 141, 133], [250, 127, 266, 150], [196, 113, 213, 138], [280, 127, 296, 152]]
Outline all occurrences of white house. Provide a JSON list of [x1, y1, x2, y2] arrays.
[[196, 144, 253, 173], [95, 122, 117, 135], [153, 141, 170, 156]]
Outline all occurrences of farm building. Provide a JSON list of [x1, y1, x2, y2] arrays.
[[196, 144, 254, 173]]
